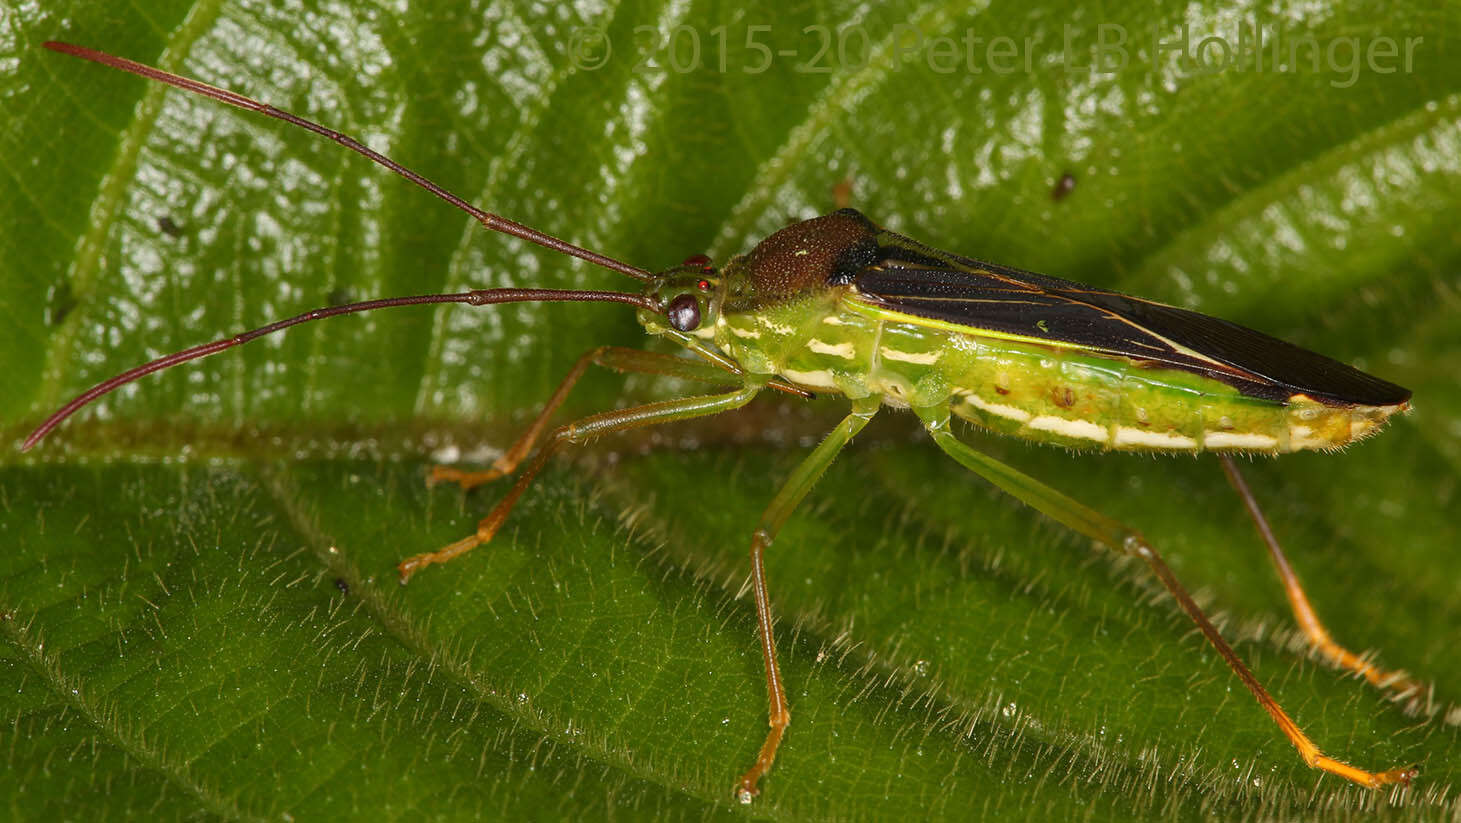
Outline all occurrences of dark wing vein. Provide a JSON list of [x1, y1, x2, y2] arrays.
[[850, 231, 1410, 406]]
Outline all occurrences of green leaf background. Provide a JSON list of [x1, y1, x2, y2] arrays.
[[3, 1, 1460, 819]]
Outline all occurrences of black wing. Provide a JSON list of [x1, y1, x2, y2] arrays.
[[851, 230, 1410, 406]]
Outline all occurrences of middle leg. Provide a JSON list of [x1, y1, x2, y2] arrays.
[[735, 396, 879, 803]]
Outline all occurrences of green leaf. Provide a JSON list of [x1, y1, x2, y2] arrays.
[[4, 1, 1460, 819]]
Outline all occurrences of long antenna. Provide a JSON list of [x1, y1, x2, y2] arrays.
[[42, 41, 654, 281], [27, 42, 674, 450], [22, 288, 660, 451]]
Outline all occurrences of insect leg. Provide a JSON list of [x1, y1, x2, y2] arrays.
[[914, 406, 1416, 790], [1219, 456, 1425, 704], [431, 347, 809, 490], [399, 385, 763, 582], [430, 346, 734, 490], [737, 397, 879, 803]]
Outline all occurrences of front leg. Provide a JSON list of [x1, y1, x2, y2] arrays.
[[431, 345, 806, 491], [399, 385, 763, 582]]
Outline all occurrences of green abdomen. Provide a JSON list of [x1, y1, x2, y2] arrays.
[[718, 292, 1389, 454]]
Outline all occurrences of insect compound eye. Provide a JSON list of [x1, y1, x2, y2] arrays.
[[667, 293, 702, 332], [696, 278, 711, 291]]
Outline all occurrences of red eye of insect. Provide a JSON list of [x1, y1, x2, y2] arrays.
[[696, 279, 711, 291]]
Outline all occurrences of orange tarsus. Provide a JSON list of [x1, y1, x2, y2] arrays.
[[1220, 456, 1428, 707]]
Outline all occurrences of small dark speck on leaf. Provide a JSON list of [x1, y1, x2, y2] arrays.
[[1052, 172, 1076, 201], [47, 280, 78, 327], [156, 215, 183, 237], [334, 577, 349, 595]]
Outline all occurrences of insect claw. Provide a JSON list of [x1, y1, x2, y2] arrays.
[[734, 781, 758, 805], [397, 532, 486, 584], [396, 559, 422, 585], [1377, 764, 1420, 787], [396, 549, 440, 584]]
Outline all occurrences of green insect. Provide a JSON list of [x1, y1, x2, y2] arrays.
[[27, 42, 1420, 801]]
